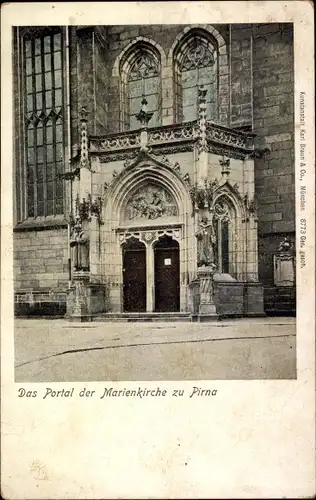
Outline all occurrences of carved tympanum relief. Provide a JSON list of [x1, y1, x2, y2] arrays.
[[123, 184, 178, 221]]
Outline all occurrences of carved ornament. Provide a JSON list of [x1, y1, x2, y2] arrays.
[[71, 193, 103, 225], [189, 179, 219, 213], [89, 120, 255, 161]]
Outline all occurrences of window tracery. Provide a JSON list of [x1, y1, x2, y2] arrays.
[[174, 31, 218, 123], [23, 30, 64, 218], [212, 196, 236, 275], [120, 44, 161, 131]]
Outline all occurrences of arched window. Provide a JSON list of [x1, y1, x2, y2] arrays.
[[213, 196, 236, 276], [174, 31, 218, 123], [23, 30, 64, 218], [120, 43, 161, 130]]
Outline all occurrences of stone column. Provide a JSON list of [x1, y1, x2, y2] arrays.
[[147, 240, 154, 313], [246, 217, 259, 281], [196, 86, 208, 186], [67, 109, 93, 320], [243, 156, 258, 281], [161, 65, 173, 126], [89, 214, 99, 278]]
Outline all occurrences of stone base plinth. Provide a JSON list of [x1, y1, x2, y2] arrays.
[[66, 275, 106, 320], [199, 303, 218, 316], [68, 314, 93, 322], [196, 313, 219, 322], [197, 265, 218, 319]]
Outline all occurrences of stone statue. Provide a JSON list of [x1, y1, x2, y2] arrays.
[[274, 237, 295, 286], [196, 216, 217, 267], [70, 226, 90, 271]]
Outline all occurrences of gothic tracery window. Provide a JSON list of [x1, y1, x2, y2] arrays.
[[175, 32, 218, 123], [120, 43, 161, 130], [23, 30, 64, 218], [213, 197, 236, 276]]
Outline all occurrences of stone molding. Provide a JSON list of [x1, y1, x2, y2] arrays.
[[103, 149, 193, 210], [118, 227, 182, 247], [112, 36, 167, 78]]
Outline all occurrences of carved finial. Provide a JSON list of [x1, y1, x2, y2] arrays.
[[135, 97, 154, 128], [124, 152, 138, 169], [182, 172, 191, 185], [278, 237, 292, 253], [198, 85, 207, 152], [160, 154, 172, 167], [75, 192, 80, 215], [80, 107, 88, 122], [80, 107, 89, 168], [219, 156, 230, 178], [198, 85, 207, 102]]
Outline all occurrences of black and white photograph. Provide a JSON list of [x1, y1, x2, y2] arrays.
[[13, 21, 297, 382], [2, 2, 315, 499]]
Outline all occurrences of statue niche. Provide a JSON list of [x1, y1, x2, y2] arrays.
[[70, 225, 90, 272], [123, 184, 178, 221], [196, 216, 217, 267]]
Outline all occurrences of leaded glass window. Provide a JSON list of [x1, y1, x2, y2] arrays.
[[175, 34, 218, 123], [24, 31, 64, 218], [121, 44, 161, 131]]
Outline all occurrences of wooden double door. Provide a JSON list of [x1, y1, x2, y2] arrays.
[[122, 236, 180, 313]]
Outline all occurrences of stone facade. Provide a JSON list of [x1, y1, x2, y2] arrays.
[[14, 225, 68, 316], [12, 23, 295, 317]]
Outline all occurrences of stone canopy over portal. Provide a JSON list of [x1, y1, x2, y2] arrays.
[[65, 102, 265, 318]]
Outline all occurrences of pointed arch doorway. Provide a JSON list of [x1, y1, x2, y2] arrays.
[[154, 235, 180, 312], [104, 153, 195, 313]]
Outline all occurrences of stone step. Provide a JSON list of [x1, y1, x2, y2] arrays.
[[91, 312, 192, 323], [264, 290, 295, 296]]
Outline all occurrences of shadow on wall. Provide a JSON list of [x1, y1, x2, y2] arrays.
[[189, 275, 265, 318]]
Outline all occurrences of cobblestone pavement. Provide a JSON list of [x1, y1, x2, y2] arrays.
[[14, 317, 296, 382]]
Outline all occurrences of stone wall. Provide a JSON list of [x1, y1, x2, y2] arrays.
[[252, 23, 294, 291], [230, 24, 252, 128], [94, 33, 109, 135], [252, 23, 294, 235], [14, 227, 69, 291], [70, 27, 109, 146]]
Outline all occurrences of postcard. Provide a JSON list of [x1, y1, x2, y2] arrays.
[[1, 1, 315, 498]]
